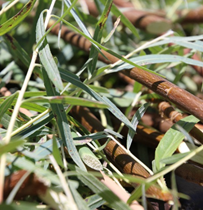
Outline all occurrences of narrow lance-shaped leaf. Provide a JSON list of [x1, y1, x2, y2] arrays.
[[0, 92, 18, 121], [69, 182, 90, 210], [0, 0, 37, 35], [36, 11, 64, 91], [155, 115, 199, 171], [59, 68, 136, 132], [127, 103, 149, 150], [0, 139, 25, 156], [22, 96, 108, 108], [88, 0, 113, 75], [150, 37, 203, 52], [3, 34, 31, 67], [78, 146, 103, 171], [64, 0, 92, 39], [99, 0, 139, 38], [111, 54, 203, 72], [86, 194, 105, 210], [6, 153, 60, 185], [53, 136, 64, 168], [42, 68, 86, 171]]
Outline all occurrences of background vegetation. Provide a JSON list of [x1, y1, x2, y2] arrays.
[[1, 0, 203, 209]]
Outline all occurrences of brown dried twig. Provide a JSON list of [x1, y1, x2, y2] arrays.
[[81, 0, 171, 34], [70, 106, 172, 201], [4, 170, 47, 200], [178, 6, 203, 24], [48, 20, 203, 123], [158, 101, 203, 144]]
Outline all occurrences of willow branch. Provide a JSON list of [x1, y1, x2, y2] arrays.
[[48, 20, 203, 123], [178, 6, 203, 24], [70, 106, 172, 201], [81, 0, 171, 34], [159, 101, 203, 144]]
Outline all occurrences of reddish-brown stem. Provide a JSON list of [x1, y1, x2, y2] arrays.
[[175, 163, 203, 186], [82, 0, 171, 34], [158, 101, 203, 144], [4, 170, 47, 200], [70, 106, 172, 201], [178, 6, 203, 24], [48, 21, 203, 124]]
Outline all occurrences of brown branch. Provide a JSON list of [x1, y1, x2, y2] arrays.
[[178, 6, 203, 24], [82, 0, 171, 34], [113, 0, 203, 25], [141, 112, 174, 133], [4, 170, 47, 200], [70, 106, 172, 201], [71, 105, 203, 204], [47, 20, 203, 123], [158, 101, 203, 144], [175, 163, 203, 186]]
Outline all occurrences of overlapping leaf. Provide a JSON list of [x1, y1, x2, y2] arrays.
[[0, 0, 37, 35]]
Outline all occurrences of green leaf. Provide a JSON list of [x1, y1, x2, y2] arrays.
[[53, 136, 64, 168], [6, 153, 60, 185], [127, 184, 151, 204], [126, 103, 149, 150], [3, 34, 30, 67], [0, 139, 25, 156], [76, 168, 132, 210], [112, 54, 203, 72], [21, 138, 62, 161], [20, 102, 47, 113], [155, 115, 199, 171], [42, 68, 86, 171], [69, 182, 90, 210], [0, 202, 40, 210], [59, 68, 136, 131], [86, 194, 105, 210], [22, 96, 108, 108], [0, 0, 37, 35], [0, 92, 18, 121], [79, 146, 103, 171], [64, 0, 93, 40], [99, 0, 139, 38], [36, 11, 64, 91], [150, 37, 203, 52], [160, 152, 191, 165], [16, 112, 54, 140], [88, 0, 113, 75], [1, 113, 21, 130]]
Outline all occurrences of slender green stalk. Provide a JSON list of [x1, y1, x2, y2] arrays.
[[108, 30, 174, 69], [49, 155, 78, 210], [2, 109, 50, 140], [0, 50, 38, 202], [146, 144, 203, 184], [0, 0, 20, 16], [0, 0, 57, 202]]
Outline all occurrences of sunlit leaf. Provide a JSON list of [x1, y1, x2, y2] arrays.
[[155, 115, 199, 171], [0, 0, 37, 35]]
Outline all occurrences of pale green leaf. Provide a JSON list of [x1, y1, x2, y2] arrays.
[[0, 0, 37, 35], [155, 115, 199, 171], [36, 12, 63, 91]]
